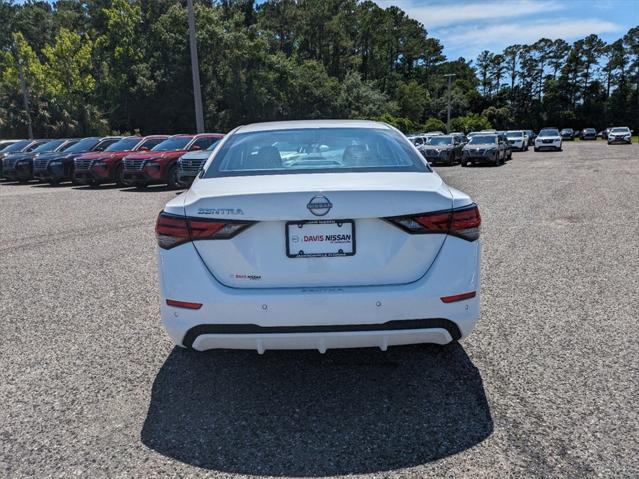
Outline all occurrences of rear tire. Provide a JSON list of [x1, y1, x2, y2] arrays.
[[461, 160, 468, 167], [534, 147, 538, 152], [134, 182, 146, 190]]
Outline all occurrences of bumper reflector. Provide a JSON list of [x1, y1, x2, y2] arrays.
[[166, 299, 203, 310], [440, 291, 476, 303]]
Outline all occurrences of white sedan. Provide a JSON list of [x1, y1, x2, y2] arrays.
[[156, 120, 481, 353]]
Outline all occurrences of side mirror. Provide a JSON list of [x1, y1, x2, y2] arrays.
[[139, 146, 150, 152], [190, 145, 202, 151]]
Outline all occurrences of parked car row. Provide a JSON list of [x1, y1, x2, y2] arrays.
[[0, 133, 224, 188], [559, 126, 634, 142]]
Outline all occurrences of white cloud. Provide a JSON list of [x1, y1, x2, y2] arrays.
[[444, 19, 621, 46], [375, 0, 565, 28]]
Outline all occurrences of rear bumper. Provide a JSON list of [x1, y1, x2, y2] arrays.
[[158, 235, 481, 352], [187, 322, 458, 353]]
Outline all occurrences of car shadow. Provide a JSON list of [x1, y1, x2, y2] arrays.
[[141, 343, 493, 476], [71, 184, 122, 190], [119, 185, 183, 193]]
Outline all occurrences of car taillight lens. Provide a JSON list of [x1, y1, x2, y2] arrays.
[[155, 212, 253, 249], [386, 204, 481, 241], [155, 213, 190, 249]]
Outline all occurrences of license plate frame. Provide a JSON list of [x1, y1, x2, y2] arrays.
[[286, 220, 355, 258]]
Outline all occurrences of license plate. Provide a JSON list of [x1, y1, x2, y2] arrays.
[[286, 220, 355, 258]]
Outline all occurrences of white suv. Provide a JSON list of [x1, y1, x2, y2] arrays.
[[534, 128, 562, 152], [607, 127, 632, 145]]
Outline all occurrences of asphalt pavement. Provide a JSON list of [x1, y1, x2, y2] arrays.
[[0, 141, 637, 478]]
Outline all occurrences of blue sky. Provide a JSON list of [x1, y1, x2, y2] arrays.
[[375, 0, 639, 61]]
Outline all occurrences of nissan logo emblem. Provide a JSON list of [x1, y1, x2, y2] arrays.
[[307, 195, 332, 216]]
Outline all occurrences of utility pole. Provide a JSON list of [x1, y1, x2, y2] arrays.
[[444, 73, 456, 133], [187, 0, 204, 133], [16, 49, 34, 139]]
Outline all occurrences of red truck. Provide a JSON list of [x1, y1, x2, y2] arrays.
[[122, 133, 222, 188], [73, 135, 168, 187]]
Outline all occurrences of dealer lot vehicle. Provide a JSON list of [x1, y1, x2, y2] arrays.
[[0, 139, 48, 179], [156, 120, 481, 353], [525, 130, 536, 146], [506, 130, 528, 151], [581, 128, 597, 140], [122, 134, 220, 189], [419, 135, 463, 165], [2, 138, 78, 182], [461, 133, 507, 166], [73, 135, 168, 186], [560, 128, 576, 140], [33, 137, 122, 184], [607, 127, 632, 144], [534, 128, 562, 152], [176, 136, 223, 187]]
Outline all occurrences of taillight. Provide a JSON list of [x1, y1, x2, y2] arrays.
[[155, 213, 189, 249], [449, 204, 481, 241], [385, 203, 481, 241], [155, 211, 253, 249]]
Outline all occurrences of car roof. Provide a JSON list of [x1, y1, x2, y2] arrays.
[[235, 119, 391, 134]]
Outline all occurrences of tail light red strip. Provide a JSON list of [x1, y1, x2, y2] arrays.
[[385, 203, 481, 241], [166, 299, 203, 310], [155, 212, 254, 249], [440, 291, 477, 303]]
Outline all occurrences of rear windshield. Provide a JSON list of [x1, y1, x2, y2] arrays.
[[539, 129, 559, 136], [32, 140, 65, 152], [468, 135, 497, 144], [427, 136, 453, 145], [506, 131, 524, 137], [152, 137, 192, 151], [203, 128, 430, 178], [105, 137, 141, 152]]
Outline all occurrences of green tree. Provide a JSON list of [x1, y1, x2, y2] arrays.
[[450, 113, 491, 132], [422, 117, 446, 132]]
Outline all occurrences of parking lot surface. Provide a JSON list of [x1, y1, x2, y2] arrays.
[[1, 142, 637, 478]]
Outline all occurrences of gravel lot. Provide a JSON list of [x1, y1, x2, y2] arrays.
[[1, 141, 637, 478]]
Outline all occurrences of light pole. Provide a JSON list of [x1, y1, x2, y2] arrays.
[[444, 73, 456, 133], [187, 0, 204, 133]]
